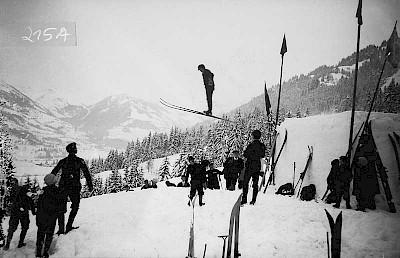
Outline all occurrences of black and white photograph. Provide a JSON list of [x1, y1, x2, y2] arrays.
[[0, 0, 400, 257]]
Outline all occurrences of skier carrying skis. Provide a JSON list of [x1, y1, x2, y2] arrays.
[[206, 163, 222, 190], [51, 142, 93, 234], [3, 181, 36, 251], [223, 150, 244, 191], [186, 156, 207, 206], [198, 64, 215, 116], [241, 130, 266, 205]]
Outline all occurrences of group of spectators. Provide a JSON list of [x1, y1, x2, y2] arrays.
[[3, 142, 93, 258]]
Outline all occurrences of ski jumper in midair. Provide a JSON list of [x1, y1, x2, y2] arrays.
[[198, 64, 214, 116]]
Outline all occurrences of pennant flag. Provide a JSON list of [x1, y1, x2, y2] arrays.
[[386, 22, 400, 68], [280, 34, 287, 56], [264, 82, 271, 116], [356, 0, 363, 25]]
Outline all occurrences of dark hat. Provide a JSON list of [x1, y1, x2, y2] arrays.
[[188, 156, 195, 161], [201, 160, 210, 166], [339, 156, 347, 161], [252, 130, 262, 139], [44, 174, 57, 186], [232, 150, 239, 154], [66, 142, 77, 153], [198, 64, 205, 70]]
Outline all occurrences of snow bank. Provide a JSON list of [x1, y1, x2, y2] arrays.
[[274, 111, 400, 209], [2, 112, 400, 258]]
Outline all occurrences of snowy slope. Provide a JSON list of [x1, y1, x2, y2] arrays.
[[273, 111, 400, 209], [1, 112, 400, 258]]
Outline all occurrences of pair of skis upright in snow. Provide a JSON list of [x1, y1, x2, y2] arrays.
[[261, 129, 288, 194]]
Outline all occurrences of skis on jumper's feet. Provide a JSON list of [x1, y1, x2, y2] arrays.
[[160, 98, 234, 123]]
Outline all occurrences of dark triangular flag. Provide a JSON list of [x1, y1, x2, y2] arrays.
[[264, 82, 271, 116], [280, 34, 287, 56], [386, 22, 400, 68], [356, 0, 363, 25]]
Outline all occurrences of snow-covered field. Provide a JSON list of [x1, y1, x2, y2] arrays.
[[2, 111, 400, 257]]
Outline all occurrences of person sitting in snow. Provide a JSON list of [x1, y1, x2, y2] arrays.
[[35, 174, 64, 258], [206, 163, 222, 190], [186, 156, 207, 206], [165, 180, 176, 187], [141, 180, 150, 190], [223, 150, 244, 191], [3, 180, 36, 251], [177, 175, 190, 188]]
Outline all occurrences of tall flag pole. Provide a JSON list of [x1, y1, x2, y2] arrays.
[[365, 21, 398, 124], [271, 34, 287, 185], [348, 0, 363, 160], [274, 34, 287, 130]]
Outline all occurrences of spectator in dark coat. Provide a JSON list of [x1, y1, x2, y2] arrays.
[[3, 183, 36, 251], [51, 142, 93, 234], [242, 130, 266, 205], [353, 156, 379, 211], [198, 64, 215, 116], [177, 175, 190, 188], [186, 157, 207, 206], [223, 151, 244, 191], [206, 163, 222, 190], [36, 174, 64, 258], [327, 156, 352, 209]]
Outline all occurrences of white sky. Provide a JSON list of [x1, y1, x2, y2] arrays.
[[0, 0, 399, 113]]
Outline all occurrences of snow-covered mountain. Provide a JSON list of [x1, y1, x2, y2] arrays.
[[1, 81, 202, 159], [70, 94, 200, 148]]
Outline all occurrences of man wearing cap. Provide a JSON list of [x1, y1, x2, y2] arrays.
[[51, 142, 93, 234], [198, 64, 215, 116], [242, 130, 266, 205]]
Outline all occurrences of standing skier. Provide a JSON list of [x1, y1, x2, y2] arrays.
[[198, 64, 215, 116], [51, 142, 93, 234], [241, 130, 266, 205], [353, 156, 379, 211], [186, 157, 207, 206], [223, 150, 244, 191], [3, 182, 36, 251]]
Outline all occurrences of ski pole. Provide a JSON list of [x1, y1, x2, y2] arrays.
[[292, 162, 296, 191], [203, 243, 207, 258], [218, 235, 229, 258], [327, 232, 330, 258]]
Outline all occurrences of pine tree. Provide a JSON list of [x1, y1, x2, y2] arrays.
[[172, 153, 187, 177], [158, 156, 171, 181]]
